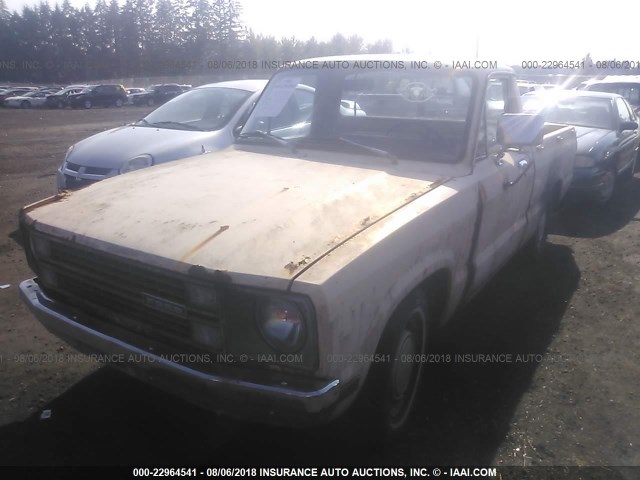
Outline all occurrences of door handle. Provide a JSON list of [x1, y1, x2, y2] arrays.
[[518, 159, 528, 169]]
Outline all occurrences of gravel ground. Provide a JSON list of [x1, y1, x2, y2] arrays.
[[0, 107, 638, 468]]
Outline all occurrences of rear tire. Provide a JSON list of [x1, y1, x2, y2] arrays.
[[359, 291, 429, 435], [147, 98, 155, 107], [20, 100, 30, 109], [115, 98, 123, 107], [83, 99, 92, 109]]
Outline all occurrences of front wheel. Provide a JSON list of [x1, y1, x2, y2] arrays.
[[20, 100, 30, 109], [146, 98, 155, 107], [361, 291, 429, 434], [83, 99, 92, 109], [594, 168, 616, 205], [115, 98, 123, 107]]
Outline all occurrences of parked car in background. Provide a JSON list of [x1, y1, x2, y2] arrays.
[[130, 84, 184, 106], [523, 90, 639, 204], [67, 84, 127, 109], [583, 76, 640, 115], [125, 87, 145, 104], [0, 88, 37, 103], [3, 90, 51, 108], [517, 81, 560, 96], [44, 86, 87, 109], [57, 79, 267, 190], [179, 84, 193, 92]]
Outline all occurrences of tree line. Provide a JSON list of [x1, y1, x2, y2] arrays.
[[0, 0, 394, 83]]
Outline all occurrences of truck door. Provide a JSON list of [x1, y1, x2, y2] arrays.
[[468, 76, 536, 296]]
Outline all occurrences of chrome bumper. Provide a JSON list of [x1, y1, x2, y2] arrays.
[[19, 279, 343, 425]]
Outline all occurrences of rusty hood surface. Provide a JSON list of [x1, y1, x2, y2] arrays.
[[25, 149, 443, 282]]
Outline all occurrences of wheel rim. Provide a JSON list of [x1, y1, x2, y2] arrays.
[[147, 98, 154, 106], [116, 99, 122, 107], [84, 100, 91, 109], [597, 170, 615, 203], [388, 308, 425, 428]]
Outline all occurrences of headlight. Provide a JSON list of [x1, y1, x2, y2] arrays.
[[575, 155, 596, 168], [120, 154, 152, 174], [257, 297, 307, 352]]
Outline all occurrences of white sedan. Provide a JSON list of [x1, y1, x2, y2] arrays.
[[4, 90, 50, 108]]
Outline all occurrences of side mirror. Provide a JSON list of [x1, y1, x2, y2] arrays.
[[233, 124, 244, 137], [497, 113, 544, 148], [620, 120, 638, 131]]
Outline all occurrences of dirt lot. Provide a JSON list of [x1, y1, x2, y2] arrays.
[[0, 107, 639, 468]]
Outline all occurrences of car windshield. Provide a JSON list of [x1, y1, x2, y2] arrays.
[[140, 87, 251, 131], [80, 87, 94, 93], [588, 83, 640, 107], [524, 94, 614, 130], [240, 67, 476, 163]]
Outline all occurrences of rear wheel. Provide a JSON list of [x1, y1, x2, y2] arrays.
[[20, 100, 30, 109], [360, 291, 429, 434], [83, 99, 92, 109], [147, 98, 155, 107], [115, 98, 123, 107], [57, 101, 65, 109]]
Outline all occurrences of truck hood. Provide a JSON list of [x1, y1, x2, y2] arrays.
[[67, 125, 228, 168], [27, 149, 442, 282], [575, 126, 616, 158]]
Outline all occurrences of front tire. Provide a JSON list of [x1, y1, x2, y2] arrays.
[[20, 100, 30, 109], [83, 99, 92, 109], [361, 291, 429, 434], [115, 98, 123, 107], [146, 98, 155, 107], [594, 167, 616, 205]]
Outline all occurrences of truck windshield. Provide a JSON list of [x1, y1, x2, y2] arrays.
[[240, 67, 476, 163]]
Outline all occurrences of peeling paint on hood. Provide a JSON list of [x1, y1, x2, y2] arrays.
[[25, 149, 443, 281]]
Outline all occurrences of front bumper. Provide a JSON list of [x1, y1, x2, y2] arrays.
[[19, 278, 343, 425]]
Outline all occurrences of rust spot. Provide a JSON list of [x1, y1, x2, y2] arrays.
[[180, 225, 229, 262], [188, 265, 232, 284], [284, 255, 311, 275]]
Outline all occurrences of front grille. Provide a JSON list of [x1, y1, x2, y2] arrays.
[[84, 166, 111, 175], [40, 238, 222, 352]]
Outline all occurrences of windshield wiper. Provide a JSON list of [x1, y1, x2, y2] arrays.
[[237, 131, 297, 153], [337, 137, 397, 162], [134, 118, 152, 126], [147, 121, 201, 131]]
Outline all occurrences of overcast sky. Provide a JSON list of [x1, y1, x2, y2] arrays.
[[3, 0, 638, 64]]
